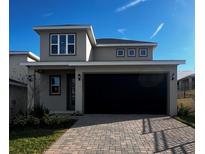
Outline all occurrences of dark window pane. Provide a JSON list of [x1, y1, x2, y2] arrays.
[[51, 35, 58, 44], [50, 76, 61, 94], [60, 35, 66, 54], [129, 50, 135, 56], [60, 45, 66, 54], [140, 49, 148, 56], [117, 50, 124, 56], [51, 86, 59, 93], [51, 78, 55, 84], [51, 45, 58, 54], [68, 45, 75, 54], [51, 77, 60, 86], [118, 51, 123, 55], [68, 35, 74, 43]]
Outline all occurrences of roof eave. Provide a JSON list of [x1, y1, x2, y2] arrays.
[[21, 60, 185, 67], [96, 43, 158, 47], [33, 25, 91, 31], [28, 52, 40, 61], [88, 26, 97, 45], [9, 51, 40, 61], [178, 74, 195, 80], [33, 25, 96, 46]]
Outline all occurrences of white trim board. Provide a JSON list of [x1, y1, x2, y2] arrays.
[[96, 43, 157, 47], [21, 60, 185, 67], [9, 51, 40, 61], [33, 25, 97, 46]]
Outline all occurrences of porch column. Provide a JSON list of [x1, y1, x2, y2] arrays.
[[27, 67, 35, 112], [75, 69, 83, 113], [169, 69, 177, 116]]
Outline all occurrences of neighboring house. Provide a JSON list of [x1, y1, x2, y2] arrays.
[[21, 24, 185, 116], [9, 51, 39, 118], [177, 71, 195, 91]]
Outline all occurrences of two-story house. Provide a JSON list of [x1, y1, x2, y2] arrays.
[[22, 24, 185, 116]]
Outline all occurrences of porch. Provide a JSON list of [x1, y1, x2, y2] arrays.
[[27, 66, 77, 113]]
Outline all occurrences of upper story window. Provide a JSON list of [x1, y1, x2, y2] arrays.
[[127, 48, 136, 57], [116, 49, 125, 57], [139, 48, 148, 57], [50, 34, 76, 55]]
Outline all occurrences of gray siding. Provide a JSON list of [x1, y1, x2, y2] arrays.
[[93, 46, 153, 61], [9, 54, 28, 84], [40, 29, 87, 61], [38, 29, 154, 62], [39, 70, 74, 112], [9, 85, 27, 119]]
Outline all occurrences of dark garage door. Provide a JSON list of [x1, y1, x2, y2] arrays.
[[84, 74, 167, 114]]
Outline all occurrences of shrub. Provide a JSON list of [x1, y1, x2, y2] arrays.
[[10, 105, 76, 129], [177, 103, 191, 117], [30, 104, 49, 118], [17, 110, 25, 116], [12, 115, 27, 127], [40, 114, 75, 128], [41, 114, 50, 126], [27, 116, 40, 127]]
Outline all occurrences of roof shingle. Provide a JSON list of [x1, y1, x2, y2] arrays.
[[96, 38, 156, 44]]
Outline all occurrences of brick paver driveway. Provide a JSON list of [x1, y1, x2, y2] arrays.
[[45, 115, 195, 154]]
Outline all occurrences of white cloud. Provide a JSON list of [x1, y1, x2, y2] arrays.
[[150, 23, 164, 39], [42, 12, 54, 17], [117, 28, 127, 34], [116, 0, 147, 12]]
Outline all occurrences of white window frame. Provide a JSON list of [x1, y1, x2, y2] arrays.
[[59, 34, 67, 55], [127, 48, 136, 57], [139, 48, 148, 57], [50, 34, 76, 55], [67, 34, 75, 55], [116, 48, 125, 57], [50, 34, 59, 55]]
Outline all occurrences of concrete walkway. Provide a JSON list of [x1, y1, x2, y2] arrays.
[[45, 115, 195, 154]]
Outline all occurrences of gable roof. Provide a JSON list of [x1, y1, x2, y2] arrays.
[[9, 51, 40, 61], [96, 38, 156, 44], [177, 71, 195, 80]]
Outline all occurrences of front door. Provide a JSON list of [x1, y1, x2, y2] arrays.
[[67, 74, 75, 110]]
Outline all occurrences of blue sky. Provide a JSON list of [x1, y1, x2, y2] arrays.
[[10, 0, 195, 70]]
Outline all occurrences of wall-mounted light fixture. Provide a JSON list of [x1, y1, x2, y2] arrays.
[[27, 75, 33, 82], [78, 74, 81, 81], [171, 73, 175, 80]]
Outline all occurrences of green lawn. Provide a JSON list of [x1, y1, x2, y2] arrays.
[[10, 128, 67, 154], [175, 114, 195, 128]]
